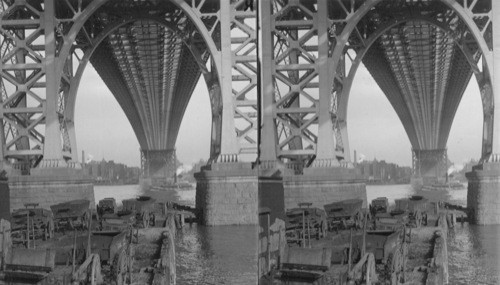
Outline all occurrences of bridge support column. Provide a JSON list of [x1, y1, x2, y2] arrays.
[[8, 172, 94, 211], [465, 1, 500, 225], [466, 163, 500, 225], [140, 149, 177, 188], [0, 176, 10, 221], [411, 149, 448, 188], [195, 163, 258, 225]]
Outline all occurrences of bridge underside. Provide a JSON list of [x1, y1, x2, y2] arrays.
[[88, 5, 208, 159]]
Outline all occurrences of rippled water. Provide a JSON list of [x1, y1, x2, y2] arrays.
[[448, 224, 500, 284], [94, 185, 257, 284], [176, 225, 257, 284], [368, 184, 500, 284], [95, 183, 499, 284]]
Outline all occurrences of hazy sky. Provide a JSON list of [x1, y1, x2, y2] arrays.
[[75, 62, 482, 168]]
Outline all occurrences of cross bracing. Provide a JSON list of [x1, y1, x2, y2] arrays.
[[0, 0, 263, 172], [0, 0, 498, 175], [365, 20, 467, 150], [260, 0, 496, 170]]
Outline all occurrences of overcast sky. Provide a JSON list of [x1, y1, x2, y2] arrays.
[[75, 63, 482, 168]]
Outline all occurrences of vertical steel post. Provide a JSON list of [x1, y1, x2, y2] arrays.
[[340, 124, 351, 163], [218, 1, 239, 161], [258, 0, 277, 162], [491, 0, 500, 160], [42, 0, 63, 162], [315, 0, 336, 163]]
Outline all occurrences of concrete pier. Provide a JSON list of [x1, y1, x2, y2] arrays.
[[466, 163, 500, 225], [195, 163, 258, 226], [258, 176, 285, 224], [0, 179, 10, 220], [283, 167, 367, 210], [8, 171, 95, 211]]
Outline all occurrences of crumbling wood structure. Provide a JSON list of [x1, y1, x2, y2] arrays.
[[0, 219, 11, 270], [426, 213, 449, 285], [114, 213, 176, 285], [72, 253, 103, 285], [347, 252, 378, 284]]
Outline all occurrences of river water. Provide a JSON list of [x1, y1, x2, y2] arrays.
[[95, 184, 499, 284]]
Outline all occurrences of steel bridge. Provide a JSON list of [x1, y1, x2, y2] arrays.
[[0, 0, 499, 224]]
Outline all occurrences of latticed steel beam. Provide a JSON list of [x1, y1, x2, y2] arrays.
[[216, 0, 258, 163], [0, 0, 498, 177], [371, 20, 459, 150], [0, 0, 260, 175], [258, 0, 496, 171], [260, 0, 336, 171]]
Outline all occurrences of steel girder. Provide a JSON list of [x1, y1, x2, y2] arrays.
[[68, 0, 219, 166], [216, 0, 258, 163], [335, 0, 494, 162], [327, 0, 496, 165], [0, 0, 259, 174], [259, 0, 496, 171]]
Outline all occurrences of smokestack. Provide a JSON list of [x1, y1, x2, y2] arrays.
[[354, 150, 357, 164], [82, 150, 85, 165]]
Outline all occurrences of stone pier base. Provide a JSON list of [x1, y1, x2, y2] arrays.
[[195, 163, 258, 226], [8, 171, 95, 211], [0, 180, 10, 220], [466, 163, 500, 225], [258, 176, 285, 224], [283, 167, 367, 210]]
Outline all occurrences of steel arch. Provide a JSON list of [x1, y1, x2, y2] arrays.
[[330, 0, 493, 162], [338, 14, 486, 154], [63, 15, 218, 154], [57, 0, 222, 96], [56, 0, 223, 163]]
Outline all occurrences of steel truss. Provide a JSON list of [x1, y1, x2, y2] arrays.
[[0, 0, 498, 175], [216, 0, 258, 163], [259, 0, 497, 171], [0, 0, 259, 175], [260, 0, 335, 173]]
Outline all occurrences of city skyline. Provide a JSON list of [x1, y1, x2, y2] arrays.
[[75, 61, 483, 169]]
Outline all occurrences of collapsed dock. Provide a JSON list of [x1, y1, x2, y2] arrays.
[[0, 196, 195, 284], [259, 196, 464, 285]]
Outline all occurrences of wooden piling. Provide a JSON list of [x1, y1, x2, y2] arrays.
[[301, 210, 305, 248], [87, 210, 92, 259], [26, 212, 29, 249], [1, 220, 6, 271], [165, 214, 176, 285], [72, 230, 77, 277], [348, 228, 353, 272]]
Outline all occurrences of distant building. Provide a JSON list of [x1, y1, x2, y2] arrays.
[[84, 158, 140, 184], [355, 159, 411, 184]]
